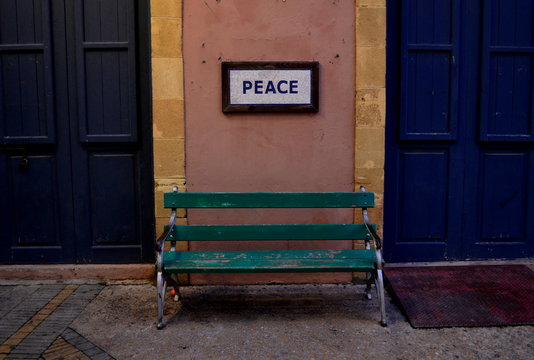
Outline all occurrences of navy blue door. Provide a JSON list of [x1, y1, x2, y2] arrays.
[[0, 0, 154, 264], [385, 0, 534, 261]]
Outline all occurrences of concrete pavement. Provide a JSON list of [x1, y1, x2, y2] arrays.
[[1, 280, 533, 360]]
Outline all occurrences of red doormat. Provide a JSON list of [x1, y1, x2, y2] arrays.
[[385, 265, 534, 328]]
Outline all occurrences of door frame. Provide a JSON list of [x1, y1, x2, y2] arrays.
[[133, 0, 155, 263], [384, 0, 401, 262]]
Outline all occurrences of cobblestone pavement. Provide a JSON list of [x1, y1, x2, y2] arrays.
[[0, 284, 112, 360]]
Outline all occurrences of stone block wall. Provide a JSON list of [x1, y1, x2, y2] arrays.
[[150, 0, 387, 258], [354, 0, 386, 241], [151, 0, 187, 249]]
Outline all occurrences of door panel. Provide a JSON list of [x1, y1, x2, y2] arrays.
[[469, 0, 534, 257], [9, 154, 60, 246], [400, 0, 457, 141], [75, 0, 137, 143], [480, 0, 534, 142], [406, 0, 452, 44], [0, 0, 153, 264], [66, 0, 152, 263], [88, 152, 138, 245], [0, 0, 55, 144], [387, 0, 463, 261], [478, 152, 529, 242], [402, 52, 454, 139], [399, 151, 449, 242], [386, 0, 534, 261], [482, 54, 533, 140], [466, 150, 534, 258], [0, 0, 74, 263]]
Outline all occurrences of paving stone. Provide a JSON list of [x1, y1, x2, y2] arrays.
[[5, 285, 101, 359], [6, 355, 40, 360], [0, 286, 64, 343], [89, 353, 115, 360], [0, 287, 40, 318], [83, 346, 104, 356], [40, 337, 90, 360], [60, 328, 115, 360]]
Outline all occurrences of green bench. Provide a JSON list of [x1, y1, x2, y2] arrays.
[[155, 187, 386, 329]]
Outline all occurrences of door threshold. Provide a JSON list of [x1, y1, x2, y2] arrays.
[[0, 264, 155, 284], [386, 259, 534, 270]]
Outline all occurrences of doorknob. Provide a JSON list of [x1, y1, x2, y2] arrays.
[[1, 147, 30, 172], [4, 147, 30, 172], [19, 155, 29, 172]]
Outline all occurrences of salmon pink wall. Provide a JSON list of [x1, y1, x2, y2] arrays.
[[183, 0, 355, 284]]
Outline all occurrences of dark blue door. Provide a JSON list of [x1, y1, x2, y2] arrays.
[[385, 0, 534, 261], [0, 0, 154, 264]]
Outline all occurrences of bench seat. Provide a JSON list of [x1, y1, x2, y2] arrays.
[[163, 249, 377, 273]]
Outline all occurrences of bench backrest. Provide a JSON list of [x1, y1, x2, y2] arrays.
[[163, 192, 375, 243], [164, 192, 374, 208]]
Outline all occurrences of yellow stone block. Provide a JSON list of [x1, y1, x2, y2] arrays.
[[356, 0, 386, 7], [154, 178, 186, 192], [375, 193, 384, 207], [355, 150, 385, 169], [356, 7, 386, 47], [154, 178, 186, 218], [151, 17, 182, 58], [153, 99, 185, 139], [355, 99, 385, 128], [355, 128, 385, 152], [153, 139, 185, 178], [354, 168, 384, 191], [152, 58, 184, 100], [151, 0, 182, 18], [354, 205, 383, 233], [356, 88, 385, 103], [356, 47, 386, 88]]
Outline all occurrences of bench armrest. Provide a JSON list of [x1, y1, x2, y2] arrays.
[[156, 188, 179, 272], [359, 186, 382, 250], [155, 209, 176, 252], [155, 208, 176, 273]]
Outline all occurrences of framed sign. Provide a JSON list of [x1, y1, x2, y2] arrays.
[[222, 62, 319, 113]]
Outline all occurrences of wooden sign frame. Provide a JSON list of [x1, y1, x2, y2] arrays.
[[222, 61, 319, 113]]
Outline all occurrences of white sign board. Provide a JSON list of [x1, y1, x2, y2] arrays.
[[222, 62, 319, 113], [229, 69, 312, 105]]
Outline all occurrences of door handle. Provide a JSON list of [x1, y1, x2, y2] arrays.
[[19, 155, 29, 172], [1, 147, 30, 172]]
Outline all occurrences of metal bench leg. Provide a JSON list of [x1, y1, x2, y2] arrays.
[[170, 274, 180, 302], [375, 268, 387, 327], [365, 272, 374, 300], [157, 270, 167, 329]]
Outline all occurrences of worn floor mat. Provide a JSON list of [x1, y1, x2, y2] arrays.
[[385, 265, 534, 328]]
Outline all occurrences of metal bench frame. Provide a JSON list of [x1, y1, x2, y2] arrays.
[[155, 187, 385, 329]]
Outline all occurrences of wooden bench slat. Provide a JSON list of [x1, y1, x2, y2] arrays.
[[164, 192, 374, 208], [167, 224, 373, 241], [163, 249, 376, 273], [165, 249, 376, 260]]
